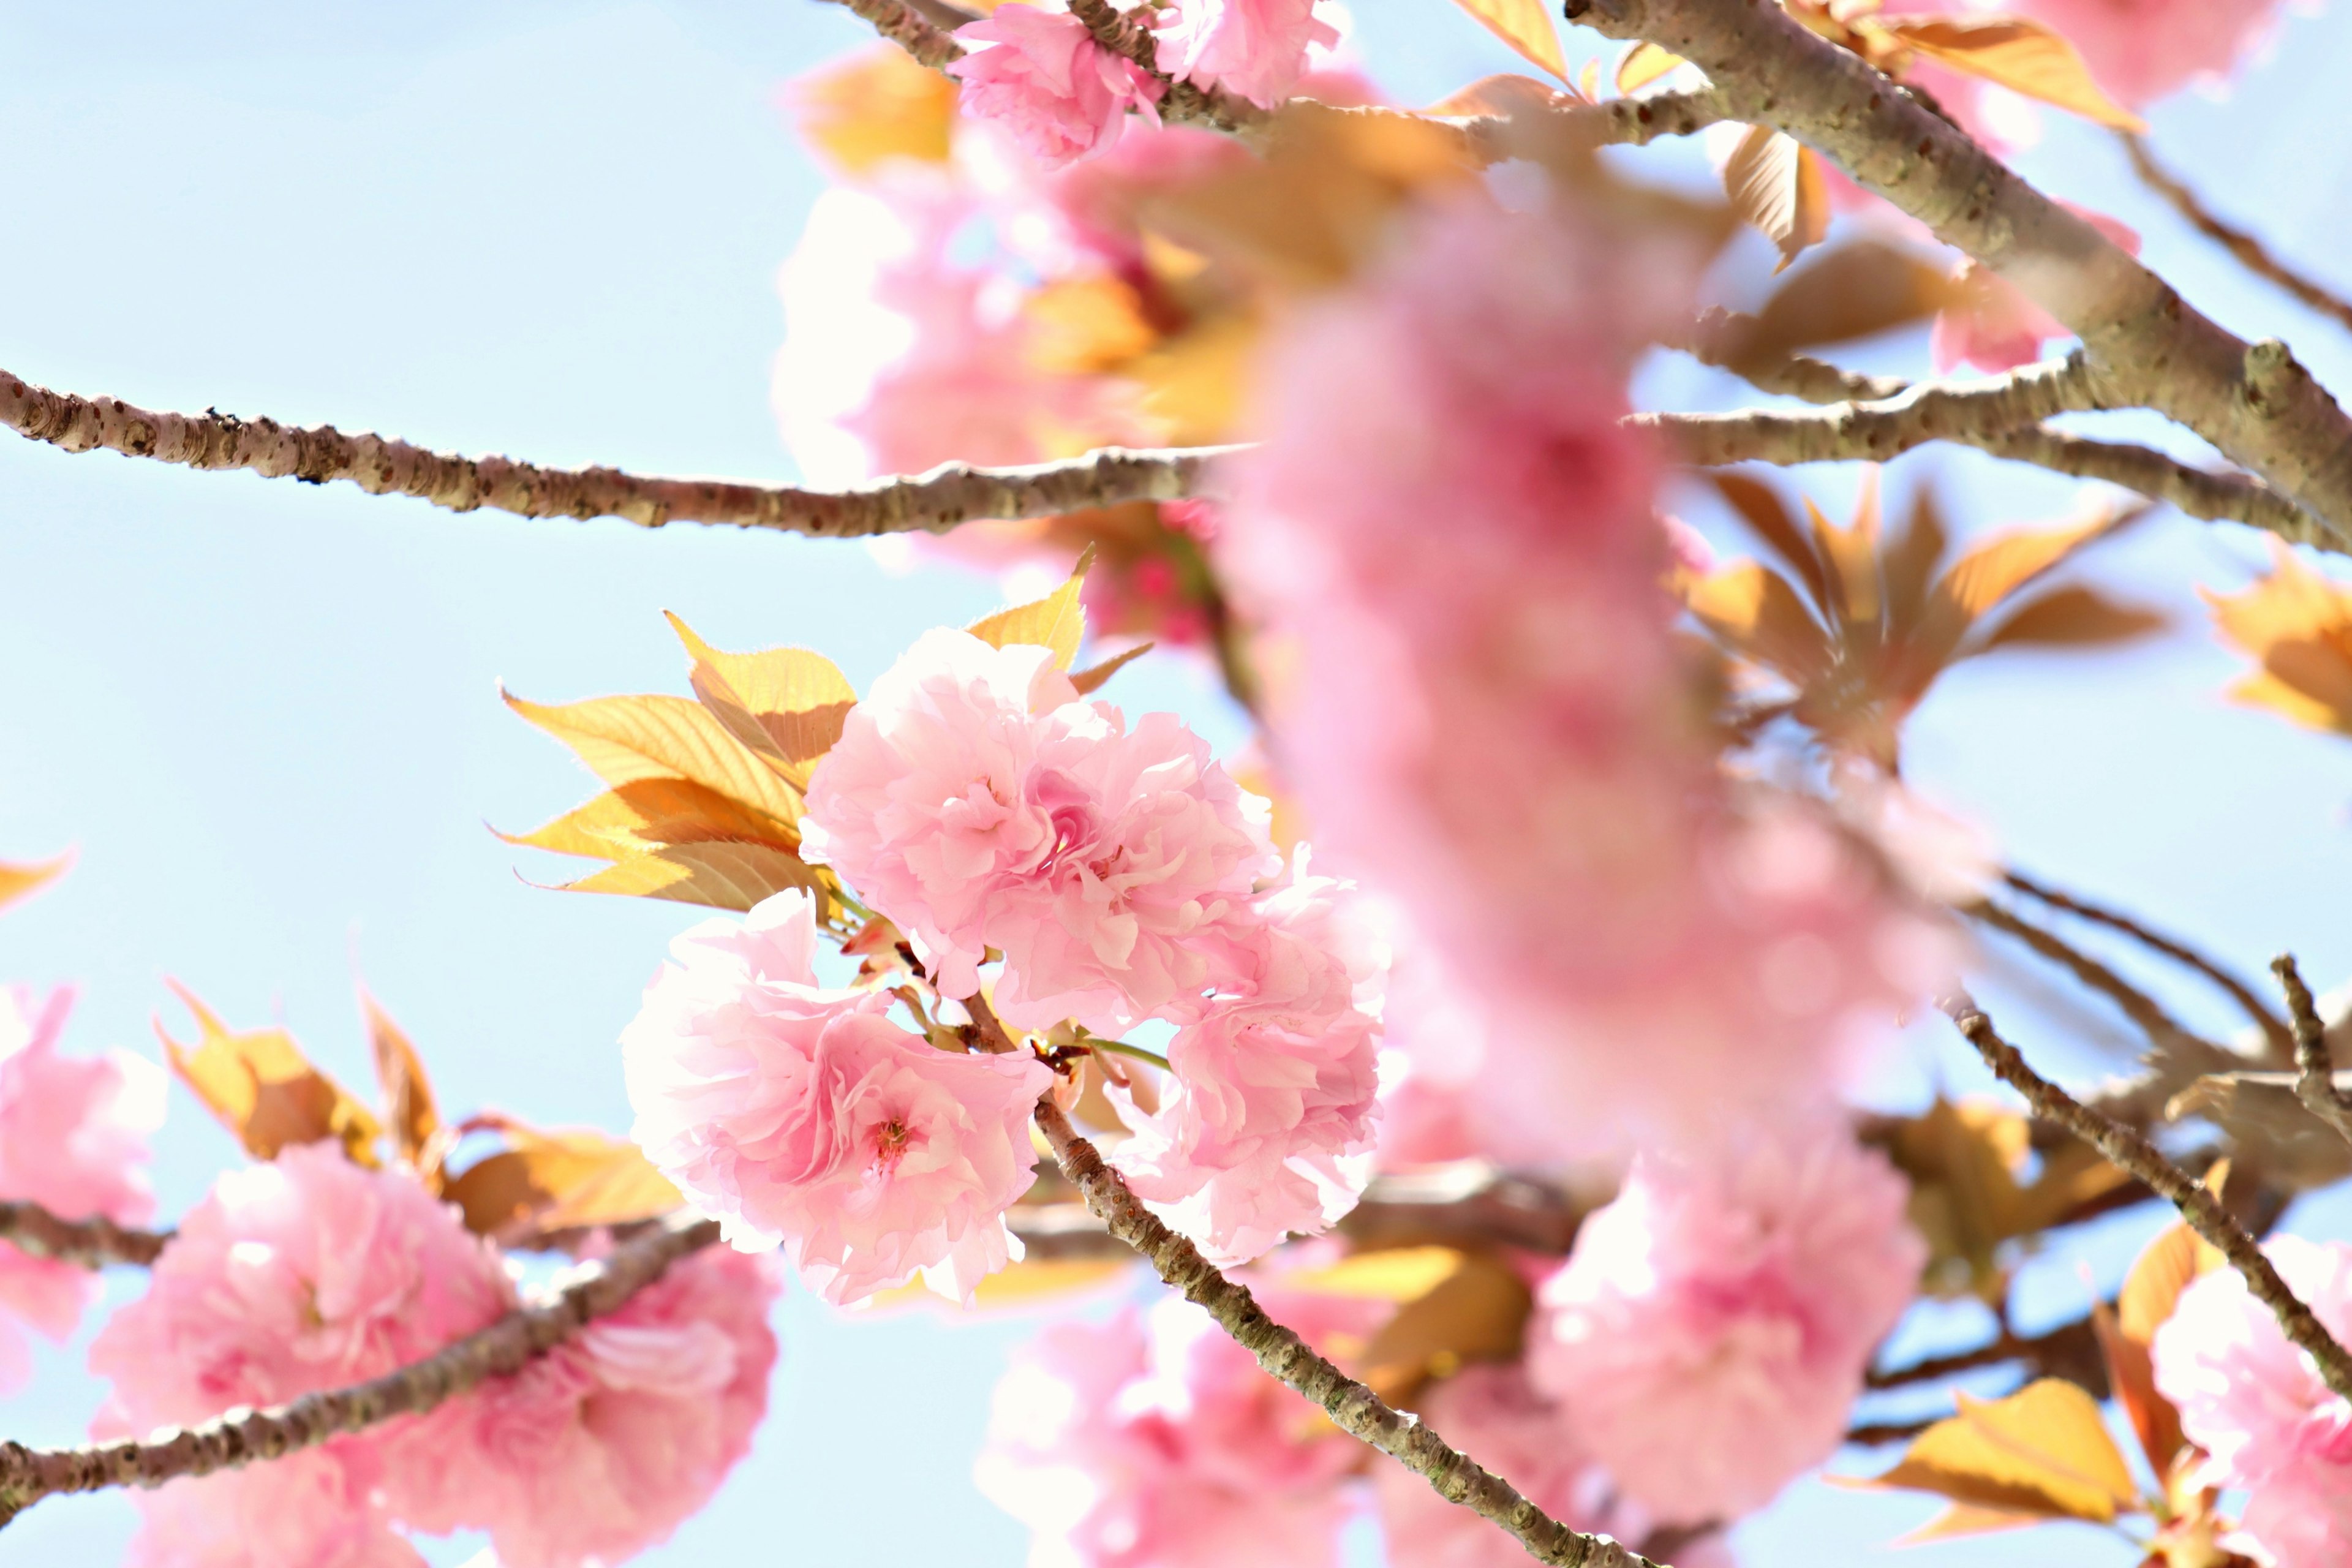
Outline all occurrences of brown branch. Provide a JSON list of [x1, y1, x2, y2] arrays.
[[1563, 0, 2352, 548], [2004, 869, 2293, 1061], [1940, 992, 2352, 1403], [1844, 1415, 1946, 1446], [0, 368, 1236, 538], [0, 1204, 168, 1269], [1675, 307, 1910, 403], [823, 0, 967, 69], [2274, 954, 2352, 1150], [1033, 1099, 1663, 1568], [0, 1211, 721, 1526], [2121, 135, 2352, 337], [1962, 899, 2227, 1064]]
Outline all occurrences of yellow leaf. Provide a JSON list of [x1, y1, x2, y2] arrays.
[[1615, 40, 1687, 94], [556, 842, 836, 915], [1071, 642, 1153, 695], [968, 547, 1094, 669], [1939, 511, 2136, 623], [1577, 56, 1602, 102], [2206, 547, 2352, 739], [0, 851, 71, 913], [500, 778, 805, 864], [1723, 126, 1829, 270], [2119, 1215, 2225, 1344], [1287, 1245, 1468, 1302], [156, 982, 381, 1166], [360, 989, 439, 1172], [1679, 559, 1835, 685], [442, 1117, 680, 1243], [1444, 0, 1569, 81], [1880, 15, 2147, 132], [1129, 314, 1259, 446], [1025, 276, 1161, 375], [1284, 1246, 1532, 1400], [1893, 1502, 2049, 1544], [665, 614, 858, 786], [865, 1256, 1135, 1313], [505, 689, 807, 829], [784, 45, 959, 174], [1866, 1379, 2141, 1523]]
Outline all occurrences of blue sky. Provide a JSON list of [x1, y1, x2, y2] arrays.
[[1, 2, 2349, 1564]]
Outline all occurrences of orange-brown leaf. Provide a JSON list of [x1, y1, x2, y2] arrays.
[[2094, 1300, 2186, 1478], [1070, 642, 1153, 695], [1891, 1502, 2049, 1544], [1707, 473, 1833, 615], [556, 842, 835, 915], [1723, 126, 1829, 271], [1679, 559, 1835, 685], [504, 689, 806, 829], [1864, 1379, 2141, 1523], [1444, 0, 1570, 81], [784, 45, 959, 174], [1738, 240, 1959, 364], [1972, 586, 2168, 652], [1023, 275, 1162, 375], [157, 982, 380, 1166], [2119, 1216, 2225, 1343], [665, 612, 858, 786], [442, 1118, 680, 1243], [0, 851, 71, 914], [1880, 14, 2147, 132], [500, 778, 802, 864], [360, 989, 439, 1171], [2207, 549, 2352, 738]]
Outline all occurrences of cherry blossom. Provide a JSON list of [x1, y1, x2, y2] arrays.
[[950, 4, 1164, 171], [1983, 0, 2288, 107], [1526, 1129, 1924, 1525], [1150, 0, 1338, 109], [622, 886, 1055, 1304], [0, 984, 161, 1390]]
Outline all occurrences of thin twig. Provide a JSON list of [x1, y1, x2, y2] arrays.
[[0, 1211, 720, 1525], [2004, 869, 2293, 1060], [2120, 135, 2352, 336], [1844, 1415, 1946, 1447], [0, 368, 1235, 538], [0, 1204, 169, 1268], [1675, 306, 1910, 403], [1941, 992, 2352, 1402], [2274, 954, 2352, 1150], [1963, 900, 2226, 1061]]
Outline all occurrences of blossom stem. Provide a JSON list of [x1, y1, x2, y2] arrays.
[[1940, 991, 2352, 1403], [1562, 0, 2352, 547], [0, 367, 1238, 539], [1028, 1097, 1664, 1567], [1082, 1036, 1172, 1071], [0, 1210, 720, 1528], [0, 1202, 170, 1268], [2274, 954, 2352, 1150]]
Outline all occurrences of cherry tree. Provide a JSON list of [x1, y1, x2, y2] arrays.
[[2, 1, 2351, 1564]]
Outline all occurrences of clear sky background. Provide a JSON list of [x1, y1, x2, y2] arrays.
[[0, 2, 2348, 1564]]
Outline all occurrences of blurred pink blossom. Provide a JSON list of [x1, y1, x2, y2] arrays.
[[0, 984, 160, 1391], [951, 5, 1165, 170], [1526, 1130, 1924, 1525], [977, 1295, 1363, 1567], [1224, 193, 1929, 1155], [802, 628, 1276, 1030], [1150, 0, 1338, 108], [622, 888, 1054, 1305], [389, 1246, 782, 1568], [1932, 208, 2142, 374], [2152, 1236, 2352, 1565], [1981, 0, 2288, 106], [89, 1142, 514, 1568]]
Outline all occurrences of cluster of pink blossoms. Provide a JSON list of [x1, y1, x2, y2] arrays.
[[1981, 0, 2288, 107], [1223, 191, 1939, 1159], [0, 984, 160, 1390], [90, 1142, 778, 1568], [2152, 1236, 2352, 1565]]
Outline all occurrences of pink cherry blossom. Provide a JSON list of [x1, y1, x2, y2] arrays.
[[89, 1142, 515, 1568], [1110, 861, 1384, 1263], [801, 628, 1276, 1031], [1223, 192, 1932, 1156], [622, 887, 1055, 1304], [1932, 208, 2142, 374], [1150, 0, 1337, 109], [950, 4, 1165, 171], [1981, 0, 2288, 106], [0, 984, 161, 1390], [1525, 1129, 1924, 1525], [2151, 1236, 2352, 1566], [387, 1246, 782, 1568], [977, 1295, 1363, 1567]]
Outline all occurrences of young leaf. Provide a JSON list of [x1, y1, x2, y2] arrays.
[[1444, 0, 1570, 83], [1864, 1379, 2141, 1523], [1972, 586, 2168, 652], [360, 988, 440, 1172], [968, 546, 1095, 670], [1677, 559, 1836, 685], [0, 850, 71, 913], [1736, 240, 1959, 365], [783, 45, 959, 175], [156, 982, 381, 1166], [666, 612, 858, 785], [500, 778, 804, 864], [1879, 15, 2147, 132], [1615, 40, 1687, 94], [1070, 642, 1154, 695], [1723, 126, 1829, 271], [2092, 1300, 2187, 1479], [2207, 545, 2352, 739], [1707, 473, 1834, 615], [442, 1117, 680, 1243], [503, 689, 807, 829], [1283, 1246, 1532, 1400], [554, 841, 837, 916]]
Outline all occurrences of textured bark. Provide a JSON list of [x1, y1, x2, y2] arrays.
[[1065, 0, 1268, 135], [1942, 993, 2352, 1401], [0, 1204, 168, 1268], [2276, 956, 2352, 1149], [1564, 0, 2352, 546], [0, 1212, 720, 1525], [0, 369, 1234, 538], [1032, 1100, 1663, 1568]]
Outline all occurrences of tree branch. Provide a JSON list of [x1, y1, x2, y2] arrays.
[[1675, 307, 1910, 403], [2274, 954, 2352, 1150], [1963, 899, 2226, 1064], [0, 368, 1234, 538], [1564, 0, 2352, 547], [2120, 135, 2352, 337], [0, 1203, 168, 1269], [0, 1211, 721, 1526], [1032, 1099, 1662, 1568], [1940, 992, 2352, 1402]]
